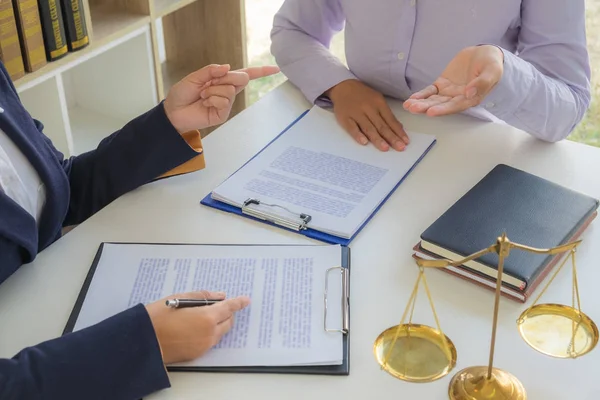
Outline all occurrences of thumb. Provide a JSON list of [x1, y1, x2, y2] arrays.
[[185, 64, 231, 86], [465, 64, 501, 100]]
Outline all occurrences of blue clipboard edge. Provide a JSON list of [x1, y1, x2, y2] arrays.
[[62, 242, 351, 376], [200, 108, 437, 246]]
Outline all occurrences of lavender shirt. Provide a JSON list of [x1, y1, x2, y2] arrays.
[[271, 0, 591, 142]]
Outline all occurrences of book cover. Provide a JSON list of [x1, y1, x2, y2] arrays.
[[12, 0, 47, 72], [420, 164, 599, 288], [38, 0, 68, 61], [60, 0, 88, 51], [0, 0, 25, 79]]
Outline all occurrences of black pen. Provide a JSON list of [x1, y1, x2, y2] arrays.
[[165, 298, 223, 308]]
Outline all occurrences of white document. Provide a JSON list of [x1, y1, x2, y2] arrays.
[[211, 105, 435, 238], [72, 243, 345, 367]]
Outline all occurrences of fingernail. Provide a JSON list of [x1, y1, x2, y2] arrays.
[[200, 90, 207, 99], [216, 291, 226, 296], [211, 78, 220, 85], [379, 141, 389, 151], [466, 87, 477, 99], [359, 137, 368, 145], [394, 140, 406, 150], [403, 136, 410, 144]]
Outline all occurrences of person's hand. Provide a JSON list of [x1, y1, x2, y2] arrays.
[[403, 45, 504, 116], [145, 291, 251, 364], [326, 80, 409, 152], [164, 64, 280, 134]]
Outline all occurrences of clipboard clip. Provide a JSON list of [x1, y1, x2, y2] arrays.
[[242, 198, 312, 232], [324, 266, 349, 334]]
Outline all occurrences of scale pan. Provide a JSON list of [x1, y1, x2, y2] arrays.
[[374, 324, 457, 382], [517, 303, 599, 358]]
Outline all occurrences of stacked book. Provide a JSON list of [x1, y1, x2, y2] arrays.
[[413, 164, 599, 302], [0, 0, 90, 81]]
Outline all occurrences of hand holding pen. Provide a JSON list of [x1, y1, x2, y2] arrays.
[[145, 290, 251, 364]]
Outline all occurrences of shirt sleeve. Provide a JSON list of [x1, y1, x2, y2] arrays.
[[482, 0, 591, 142], [270, 0, 356, 104]]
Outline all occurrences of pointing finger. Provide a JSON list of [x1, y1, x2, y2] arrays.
[[184, 64, 231, 86], [238, 65, 281, 80], [210, 71, 250, 88]]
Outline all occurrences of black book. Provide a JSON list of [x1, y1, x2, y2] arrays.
[[60, 0, 88, 51], [420, 164, 599, 289], [38, 0, 68, 61]]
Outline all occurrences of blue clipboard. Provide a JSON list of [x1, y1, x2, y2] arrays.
[[201, 109, 436, 246]]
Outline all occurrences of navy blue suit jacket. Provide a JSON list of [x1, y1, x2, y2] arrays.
[[0, 61, 201, 399]]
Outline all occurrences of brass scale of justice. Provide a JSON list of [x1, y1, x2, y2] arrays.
[[373, 233, 599, 399]]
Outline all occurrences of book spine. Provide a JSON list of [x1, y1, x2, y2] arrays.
[[0, 0, 25, 79], [38, 0, 67, 61], [60, 0, 87, 51], [12, 0, 47, 72]]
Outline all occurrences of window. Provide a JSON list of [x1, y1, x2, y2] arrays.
[[245, 0, 344, 104]]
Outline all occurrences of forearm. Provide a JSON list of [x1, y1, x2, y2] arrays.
[[0, 304, 169, 400], [484, 49, 591, 142], [270, 0, 355, 103]]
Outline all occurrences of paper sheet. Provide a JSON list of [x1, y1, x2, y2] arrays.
[[72, 243, 345, 367], [211, 105, 435, 238]]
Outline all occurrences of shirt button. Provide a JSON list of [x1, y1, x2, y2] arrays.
[[485, 102, 495, 109], [397, 52, 405, 60]]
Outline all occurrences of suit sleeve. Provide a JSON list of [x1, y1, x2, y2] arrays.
[[483, 0, 591, 142], [0, 256, 170, 400], [42, 102, 203, 226]]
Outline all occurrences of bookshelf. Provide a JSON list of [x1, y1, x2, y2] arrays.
[[12, 0, 247, 157]]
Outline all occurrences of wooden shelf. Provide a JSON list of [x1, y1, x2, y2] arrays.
[[160, 61, 193, 94], [14, 0, 248, 157], [89, 3, 150, 43], [153, 0, 197, 18], [14, 26, 149, 92]]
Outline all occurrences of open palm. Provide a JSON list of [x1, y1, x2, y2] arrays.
[[403, 45, 504, 116]]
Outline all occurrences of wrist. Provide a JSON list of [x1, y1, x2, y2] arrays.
[[162, 100, 187, 135], [325, 79, 357, 103], [477, 44, 504, 64]]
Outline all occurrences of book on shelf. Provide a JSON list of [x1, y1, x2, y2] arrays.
[[60, 0, 88, 52], [12, 0, 47, 72], [38, 0, 68, 61], [0, 0, 25, 79], [414, 164, 599, 303]]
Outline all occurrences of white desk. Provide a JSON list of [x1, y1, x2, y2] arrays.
[[1, 82, 599, 400]]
